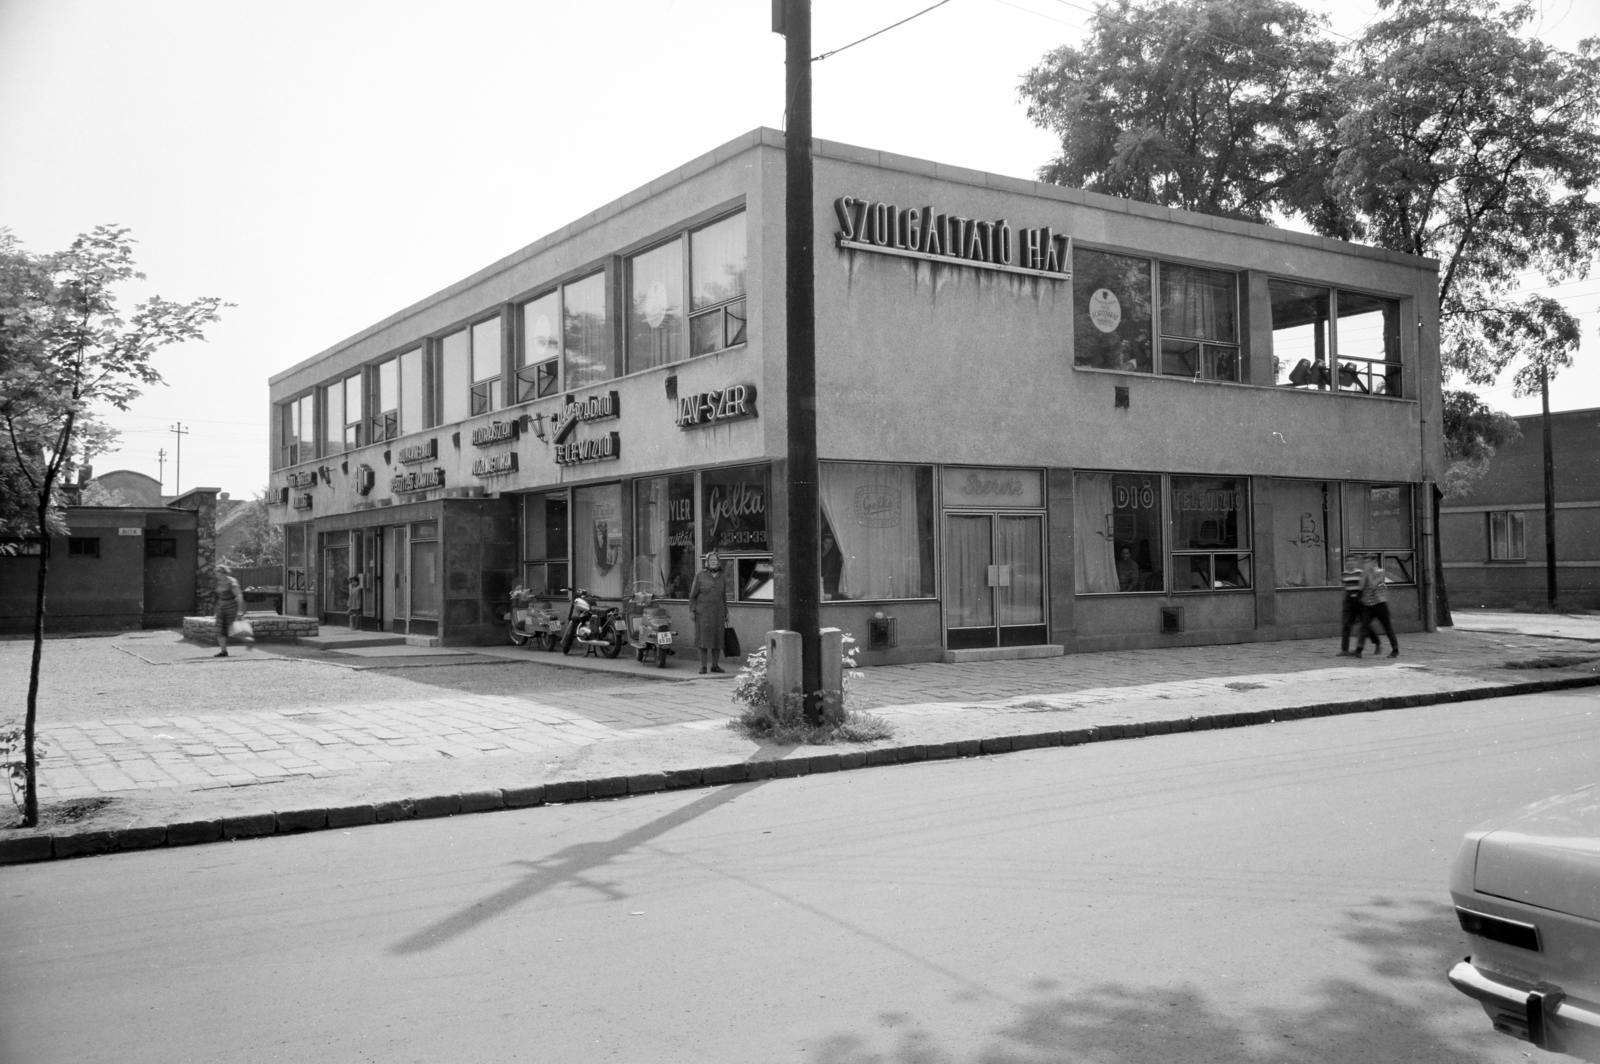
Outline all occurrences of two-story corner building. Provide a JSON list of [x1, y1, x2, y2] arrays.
[[266, 128, 1445, 663]]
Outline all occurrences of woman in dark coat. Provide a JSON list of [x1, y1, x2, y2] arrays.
[[688, 552, 728, 674]]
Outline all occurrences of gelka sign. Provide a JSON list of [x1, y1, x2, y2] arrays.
[[676, 384, 757, 429], [834, 196, 1072, 281]]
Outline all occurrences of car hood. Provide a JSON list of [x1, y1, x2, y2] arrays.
[[1475, 784, 1600, 922]]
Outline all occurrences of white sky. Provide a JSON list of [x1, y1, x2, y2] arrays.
[[2, 0, 1596, 499]]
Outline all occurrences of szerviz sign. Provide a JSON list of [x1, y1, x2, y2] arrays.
[[834, 196, 1072, 280], [676, 384, 757, 430], [391, 467, 445, 493], [555, 431, 620, 466]]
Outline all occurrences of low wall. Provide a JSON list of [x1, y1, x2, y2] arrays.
[[182, 613, 319, 644]]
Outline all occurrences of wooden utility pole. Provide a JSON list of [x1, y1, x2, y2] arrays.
[[157, 447, 167, 494], [1541, 366, 1557, 608], [170, 422, 188, 496], [775, 0, 822, 722]]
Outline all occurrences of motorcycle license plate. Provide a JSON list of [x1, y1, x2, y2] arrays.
[[658, 633, 673, 645]]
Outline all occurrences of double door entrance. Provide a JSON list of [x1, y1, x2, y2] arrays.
[[321, 527, 414, 631], [942, 512, 1047, 650]]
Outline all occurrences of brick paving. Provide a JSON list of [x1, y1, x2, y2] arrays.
[[16, 622, 1596, 804]]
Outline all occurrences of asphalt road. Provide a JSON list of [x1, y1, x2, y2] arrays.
[[4, 689, 1597, 1064]]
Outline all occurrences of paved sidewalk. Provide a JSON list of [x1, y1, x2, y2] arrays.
[[4, 624, 1598, 863]]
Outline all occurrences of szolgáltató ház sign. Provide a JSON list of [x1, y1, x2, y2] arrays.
[[834, 196, 1071, 280]]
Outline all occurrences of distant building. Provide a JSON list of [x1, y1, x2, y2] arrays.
[[0, 488, 223, 633], [1440, 407, 1600, 609], [86, 469, 165, 506]]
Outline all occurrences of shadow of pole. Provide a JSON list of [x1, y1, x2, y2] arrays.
[[390, 780, 767, 956]]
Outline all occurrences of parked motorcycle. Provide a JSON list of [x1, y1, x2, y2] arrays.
[[623, 561, 676, 668], [507, 585, 564, 650], [560, 587, 626, 658]]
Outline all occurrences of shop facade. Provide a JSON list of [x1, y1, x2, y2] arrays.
[[267, 128, 1444, 661]]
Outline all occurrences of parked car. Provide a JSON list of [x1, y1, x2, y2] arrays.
[[1448, 784, 1600, 1060]]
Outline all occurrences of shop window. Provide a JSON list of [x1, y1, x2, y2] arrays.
[[522, 491, 570, 596], [399, 347, 424, 432], [284, 524, 307, 592], [516, 292, 561, 403], [1170, 476, 1251, 591], [572, 483, 624, 600], [368, 359, 399, 442], [470, 315, 502, 415], [144, 537, 177, 559], [1273, 284, 1402, 397], [67, 537, 100, 558], [634, 474, 695, 598], [1489, 510, 1526, 561], [409, 521, 439, 618], [1347, 482, 1415, 584], [689, 213, 747, 356], [563, 272, 612, 390], [279, 393, 315, 467], [439, 328, 471, 424], [736, 557, 774, 601], [628, 238, 685, 372], [1074, 472, 1163, 593], [1271, 479, 1341, 588], [818, 462, 936, 600], [1073, 248, 1153, 373], [1160, 263, 1239, 382], [322, 531, 353, 615], [701, 463, 769, 556]]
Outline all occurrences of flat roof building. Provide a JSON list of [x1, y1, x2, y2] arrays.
[[267, 128, 1444, 663]]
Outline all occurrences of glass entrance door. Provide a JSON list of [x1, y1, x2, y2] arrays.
[[943, 513, 1046, 649]]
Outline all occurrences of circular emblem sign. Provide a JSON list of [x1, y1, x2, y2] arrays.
[[1089, 289, 1122, 333], [644, 281, 669, 329]]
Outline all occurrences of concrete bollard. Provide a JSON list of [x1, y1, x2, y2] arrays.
[[820, 627, 844, 722], [766, 630, 801, 713]]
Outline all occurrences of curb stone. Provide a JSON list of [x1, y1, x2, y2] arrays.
[[5, 673, 1598, 865]]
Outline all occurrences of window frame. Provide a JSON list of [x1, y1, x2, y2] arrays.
[[367, 358, 400, 443], [1168, 475, 1253, 594], [1488, 509, 1527, 562], [625, 235, 688, 374], [1344, 481, 1418, 585], [67, 537, 100, 558], [687, 211, 748, 358], [1072, 469, 1168, 596], [468, 313, 504, 416], [1156, 260, 1242, 383], [1270, 282, 1404, 398], [278, 391, 317, 467], [515, 290, 563, 404]]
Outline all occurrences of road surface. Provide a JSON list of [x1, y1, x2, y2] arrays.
[[4, 689, 1597, 1063]]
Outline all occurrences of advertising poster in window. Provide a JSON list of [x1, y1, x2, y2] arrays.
[[573, 484, 624, 599], [702, 463, 769, 555]]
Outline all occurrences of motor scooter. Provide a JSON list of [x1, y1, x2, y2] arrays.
[[559, 587, 626, 658], [622, 563, 676, 668], [507, 585, 564, 650]]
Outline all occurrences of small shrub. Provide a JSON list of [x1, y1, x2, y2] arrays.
[[730, 635, 893, 745], [0, 722, 45, 814]]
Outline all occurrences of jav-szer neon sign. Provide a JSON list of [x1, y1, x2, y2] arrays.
[[834, 196, 1072, 281]]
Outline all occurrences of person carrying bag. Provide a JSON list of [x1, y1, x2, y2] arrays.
[[689, 552, 728, 675]]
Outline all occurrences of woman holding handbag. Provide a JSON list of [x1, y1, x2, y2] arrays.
[[689, 552, 728, 674]]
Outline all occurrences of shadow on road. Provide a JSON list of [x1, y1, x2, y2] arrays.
[[390, 780, 766, 955], [808, 898, 1511, 1064]]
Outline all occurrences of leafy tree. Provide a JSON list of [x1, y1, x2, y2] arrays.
[[76, 480, 128, 507], [0, 226, 224, 826], [1441, 389, 1522, 498], [217, 487, 284, 571], [1019, 0, 1336, 223]]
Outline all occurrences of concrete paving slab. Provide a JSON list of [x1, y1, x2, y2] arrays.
[[1449, 609, 1600, 642]]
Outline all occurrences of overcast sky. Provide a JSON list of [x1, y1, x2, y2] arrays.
[[2, 0, 1596, 499]]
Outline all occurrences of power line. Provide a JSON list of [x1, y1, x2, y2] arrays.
[[812, 0, 957, 62]]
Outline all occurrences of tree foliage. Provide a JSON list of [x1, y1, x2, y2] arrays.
[[1440, 388, 1522, 498], [218, 488, 284, 571], [0, 226, 225, 825]]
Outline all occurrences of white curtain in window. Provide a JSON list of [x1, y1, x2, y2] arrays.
[[1073, 473, 1119, 593], [1161, 265, 1234, 342], [1272, 480, 1335, 587], [943, 515, 993, 628], [818, 463, 926, 600], [996, 515, 1043, 625]]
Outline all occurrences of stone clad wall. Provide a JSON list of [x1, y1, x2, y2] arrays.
[[183, 613, 318, 643], [170, 488, 220, 613]]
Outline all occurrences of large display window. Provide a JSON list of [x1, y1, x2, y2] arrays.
[[1271, 479, 1341, 588], [522, 491, 569, 597], [1170, 476, 1251, 591], [1074, 471, 1164, 594], [633, 474, 695, 598], [819, 462, 936, 600], [1348, 483, 1415, 584], [572, 483, 624, 599]]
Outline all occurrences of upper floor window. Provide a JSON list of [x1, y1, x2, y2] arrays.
[[689, 212, 747, 356], [1073, 248, 1155, 374], [1489, 510, 1526, 561], [439, 327, 471, 424], [516, 292, 560, 403], [368, 358, 399, 442], [563, 272, 611, 390], [1348, 482, 1415, 583], [1271, 282, 1401, 397], [399, 347, 424, 433], [279, 393, 315, 467], [1160, 264, 1239, 382], [628, 238, 685, 372], [470, 316, 502, 415], [323, 374, 362, 453]]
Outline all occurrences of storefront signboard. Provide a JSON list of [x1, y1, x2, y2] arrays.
[[554, 432, 620, 466], [676, 384, 757, 430], [471, 419, 519, 447], [117, 527, 143, 536], [941, 467, 1044, 509], [834, 196, 1072, 281], [472, 452, 519, 478], [391, 467, 445, 494], [702, 463, 769, 553], [292, 492, 314, 511], [286, 470, 317, 489], [354, 464, 376, 496], [552, 391, 620, 444], [398, 439, 438, 465]]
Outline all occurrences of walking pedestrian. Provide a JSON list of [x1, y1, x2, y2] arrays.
[[1356, 553, 1399, 658], [1338, 553, 1381, 656], [689, 551, 728, 675], [212, 565, 251, 658]]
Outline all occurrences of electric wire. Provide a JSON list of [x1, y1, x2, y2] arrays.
[[812, 0, 956, 62]]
